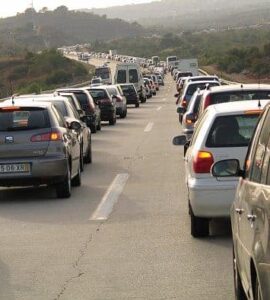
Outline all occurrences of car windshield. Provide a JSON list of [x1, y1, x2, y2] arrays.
[[0, 108, 50, 131], [206, 114, 260, 147]]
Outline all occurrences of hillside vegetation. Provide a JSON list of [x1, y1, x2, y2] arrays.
[[88, 0, 270, 30], [0, 6, 144, 56], [0, 49, 92, 98]]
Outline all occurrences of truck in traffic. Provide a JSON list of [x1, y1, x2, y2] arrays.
[[114, 63, 145, 102], [166, 56, 178, 69], [177, 59, 199, 76], [94, 66, 112, 85]]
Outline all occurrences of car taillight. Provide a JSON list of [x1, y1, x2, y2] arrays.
[[31, 130, 62, 142], [99, 99, 112, 104], [185, 114, 195, 125], [116, 96, 122, 102], [193, 151, 214, 173], [203, 95, 211, 109], [181, 99, 187, 108]]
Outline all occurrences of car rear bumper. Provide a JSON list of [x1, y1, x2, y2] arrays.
[[0, 156, 68, 187], [126, 97, 139, 105], [100, 107, 115, 121], [188, 177, 238, 217]]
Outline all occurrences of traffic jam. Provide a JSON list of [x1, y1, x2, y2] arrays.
[[1, 47, 270, 299]]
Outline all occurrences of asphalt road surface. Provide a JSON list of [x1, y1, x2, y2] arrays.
[[0, 61, 234, 299]]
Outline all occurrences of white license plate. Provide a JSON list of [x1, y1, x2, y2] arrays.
[[0, 163, 30, 174]]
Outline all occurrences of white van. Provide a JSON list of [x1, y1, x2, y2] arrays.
[[114, 63, 145, 101]]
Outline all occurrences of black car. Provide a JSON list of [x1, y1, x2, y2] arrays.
[[89, 87, 117, 125], [56, 88, 101, 133], [120, 84, 140, 108]]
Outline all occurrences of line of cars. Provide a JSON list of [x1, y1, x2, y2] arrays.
[[173, 70, 270, 299], [0, 63, 165, 200]]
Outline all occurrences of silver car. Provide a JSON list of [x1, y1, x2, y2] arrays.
[[0, 100, 82, 198]]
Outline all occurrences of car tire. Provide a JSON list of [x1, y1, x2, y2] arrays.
[[179, 114, 183, 124], [71, 163, 81, 187], [91, 124, 97, 133], [233, 248, 247, 300], [97, 120, 101, 131], [153, 92, 156, 96], [190, 208, 209, 237], [84, 143, 92, 164], [56, 164, 71, 198], [135, 102, 140, 108], [120, 109, 127, 118], [80, 148, 84, 172], [109, 116, 116, 125]]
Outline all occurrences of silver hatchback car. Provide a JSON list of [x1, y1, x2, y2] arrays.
[[0, 100, 82, 198]]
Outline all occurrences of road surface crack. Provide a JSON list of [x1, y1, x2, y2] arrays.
[[53, 225, 103, 300]]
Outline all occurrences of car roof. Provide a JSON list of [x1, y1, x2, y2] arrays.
[[207, 99, 270, 115], [0, 98, 54, 109], [206, 84, 270, 93], [185, 80, 220, 87]]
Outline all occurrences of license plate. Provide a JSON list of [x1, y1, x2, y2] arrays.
[[0, 163, 30, 174]]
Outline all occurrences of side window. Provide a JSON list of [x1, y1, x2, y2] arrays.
[[129, 69, 138, 83], [51, 105, 66, 128], [190, 111, 209, 145], [69, 103, 80, 120], [117, 70, 126, 83], [248, 109, 270, 183]]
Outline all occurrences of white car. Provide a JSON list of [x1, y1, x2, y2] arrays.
[[178, 100, 269, 237]]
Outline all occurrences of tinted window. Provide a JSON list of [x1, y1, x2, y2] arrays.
[[74, 92, 90, 110], [52, 101, 68, 117], [211, 91, 270, 104], [120, 85, 136, 95], [95, 67, 110, 79], [117, 70, 127, 83], [187, 82, 219, 96], [206, 114, 259, 148], [0, 108, 50, 131], [129, 69, 138, 83], [107, 88, 118, 96], [89, 89, 108, 100]]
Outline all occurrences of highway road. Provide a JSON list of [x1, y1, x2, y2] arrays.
[[0, 60, 234, 299]]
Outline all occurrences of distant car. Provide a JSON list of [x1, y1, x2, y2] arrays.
[[0, 100, 82, 198], [90, 77, 102, 87], [174, 100, 268, 237], [56, 88, 101, 133], [144, 79, 152, 98], [120, 84, 140, 108], [157, 75, 164, 86], [106, 85, 127, 118], [211, 101, 270, 300], [89, 87, 117, 125], [177, 81, 221, 122]]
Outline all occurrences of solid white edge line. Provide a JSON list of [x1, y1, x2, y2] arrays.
[[90, 173, 129, 221], [144, 122, 154, 132]]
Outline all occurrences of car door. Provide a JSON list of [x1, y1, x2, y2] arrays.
[[236, 108, 270, 294]]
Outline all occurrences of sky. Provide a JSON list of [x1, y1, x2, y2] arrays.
[[0, 0, 154, 17]]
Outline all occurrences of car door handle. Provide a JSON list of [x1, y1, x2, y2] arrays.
[[235, 208, 244, 215], [247, 214, 257, 222]]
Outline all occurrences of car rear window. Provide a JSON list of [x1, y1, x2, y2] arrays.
[[89, 89, 108, 100], [0, 107, 50, 131], [117, 70, 126, 83], [187, 82, 220, 96], [211, 91, 270, 104], [120, 85, 136, 95], [129, 69, 138, 83], [206, 114, 260, 148], [74, 92, 90, 110]]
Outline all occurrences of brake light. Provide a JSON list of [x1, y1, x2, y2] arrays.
[[31, 130, 62, 142], [193, 151, 214, 173], [0, 106, 21, 111], [203, 94, 211, 110], [116, 96, 122, 102], [244, 110, 262, 115], [181, 99, 187, 108], [185, 114, 195, 125]]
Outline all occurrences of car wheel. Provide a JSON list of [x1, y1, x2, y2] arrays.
[[190, 208, 209, 237], [120, 109, 127, 119], [109, 116, 116, 125], [84, 143, 92, 164], [233, 248, 247, 300], [135, 102, 140, 108], [71, 162, 81, 187], [91, 124, 97, 133], [153, 92, 156, 96], [80, 148, 84, 172], [56, 163, 71, 198], [141, 97, 147, 103], [97, 120, 101, 131], [179, 114, 183, 124]]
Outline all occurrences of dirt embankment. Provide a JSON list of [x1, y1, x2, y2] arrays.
[[202, 65, 270, 84]]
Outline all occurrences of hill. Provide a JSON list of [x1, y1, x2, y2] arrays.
[[0, 49, 93, 98], [0, 6, 145, 56], [87, 0, 270, 29]]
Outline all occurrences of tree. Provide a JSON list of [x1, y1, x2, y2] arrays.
[[39, 7, 48, 14], [54, 6, 69, 14]]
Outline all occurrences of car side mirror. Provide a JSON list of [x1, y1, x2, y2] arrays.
[[211, 159, 243, 177], [177, 107, 186, 114], [69, 120, 81, 131], [172, 135, 187, 146]]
